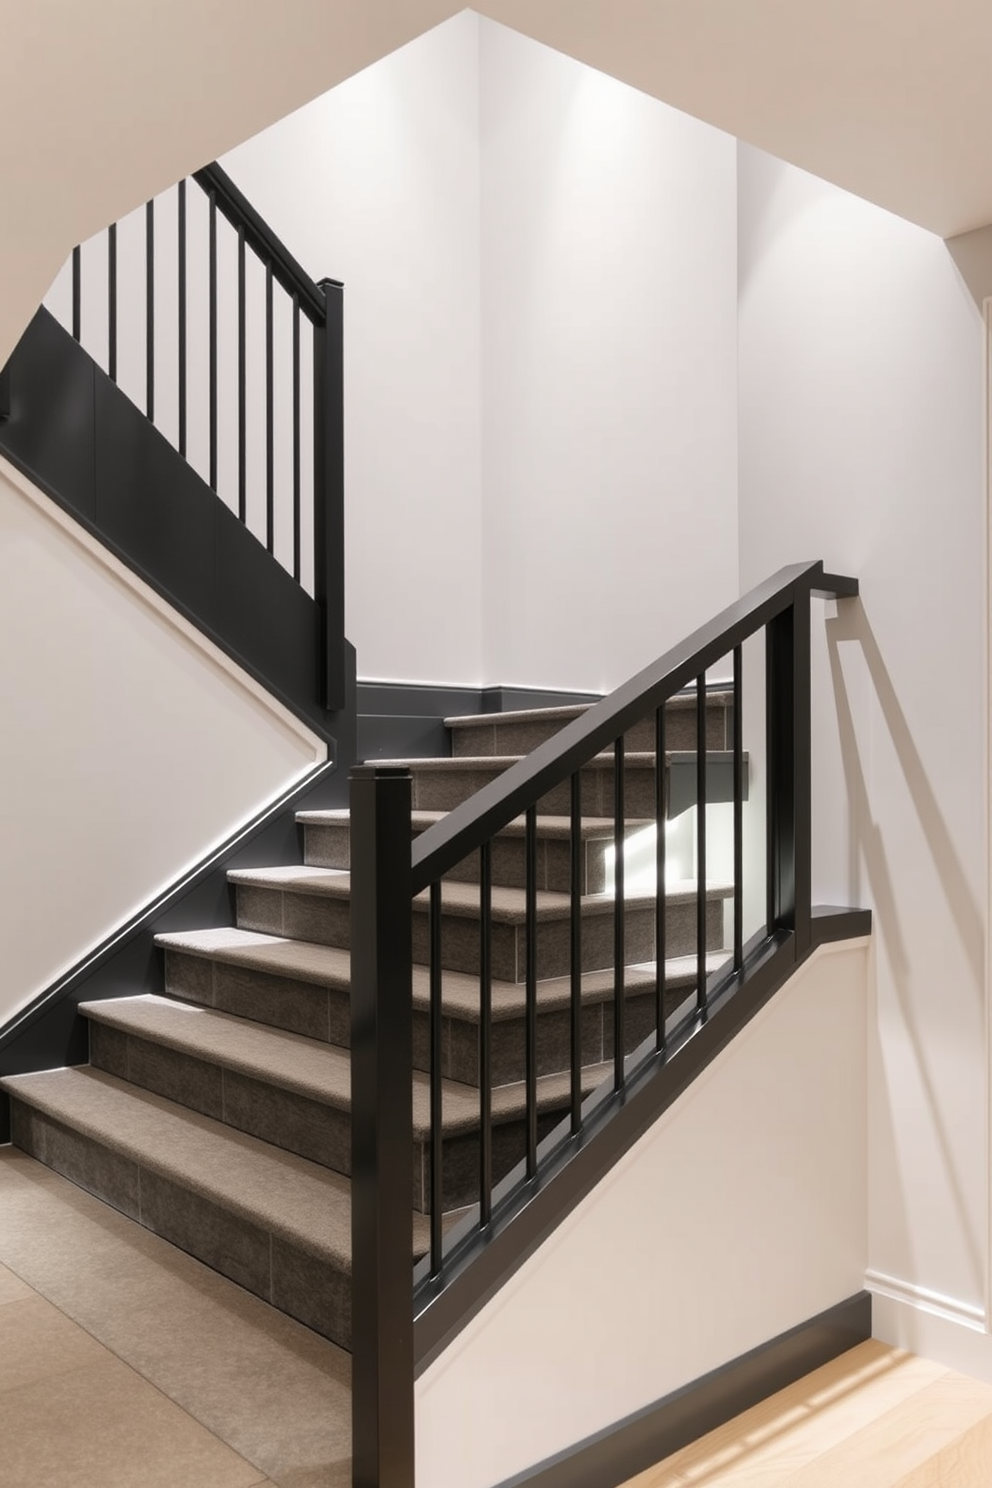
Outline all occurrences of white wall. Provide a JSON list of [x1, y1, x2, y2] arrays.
[[479, 18, 739, 693], [416, 940, 869, 1488], [40, 17, 741, 694], [737, 144, 989, 1340], [0, 457, 323, 1027], [220, 13, 485, 688]]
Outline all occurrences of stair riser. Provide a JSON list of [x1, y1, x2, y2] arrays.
[[410, 899, 723, 981], [449, 700, 731, 758], [417, 1107, 567, 1214], [304, 823, 618, 895], [410, 764, 662, 817], [163, 949, 349, 1045], [161, 951, 699, 1084], [89, 1020, 349, 1173], [9, 1099, 352, 1349], [414, 980, 697, 1087], [235, 884, 724, 982]]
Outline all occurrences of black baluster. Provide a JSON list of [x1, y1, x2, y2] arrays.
[[177, 184, 186, 455], [71, 246, 81, 341], [237, 224, 246, 521], [525, 805, 538, 1177], [733, 644, 743, 969], [107, 223, 117, 383], [265, 262, 274, 554], [313, 280, 345, 710], [429, 881, 443, 1275], [655, 702, 667, 1052], [696, 675, 708, 1018], [292, 293, 301, 580], [145, 199, 154, 421], [209, 189, 217, 492], [479, 841, 493, 1228], [570, 770, 583, 1132], [614, 737, 625, 1089]]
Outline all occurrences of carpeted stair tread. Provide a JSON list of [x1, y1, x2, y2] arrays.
[[370, 750, 729, 770], [227, 864, 732, 923], [0, 1066, 430, 1266], [155, 926, 725, 1019], [296, 808, 652, 839], [154, 926, 352, 988], [414, 1061, 612, 1135], [80, 994, 353, 1106], [78, 993, 601, 1137], [442, 691, 733, 730], [434, 951, 729, 1022]]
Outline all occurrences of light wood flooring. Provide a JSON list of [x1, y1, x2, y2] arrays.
[[621, 1339, 992, 1487]]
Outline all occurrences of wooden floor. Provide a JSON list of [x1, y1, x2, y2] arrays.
[[621, 1340, 992, 1487]]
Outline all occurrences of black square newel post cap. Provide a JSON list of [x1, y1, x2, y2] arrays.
[[349, 763, 416, 1488]]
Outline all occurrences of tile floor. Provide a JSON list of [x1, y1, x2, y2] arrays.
[[0, 1145, 352, 1488]]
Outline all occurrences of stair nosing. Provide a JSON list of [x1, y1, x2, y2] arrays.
[[226, 865, 734, 923], [442, 690, 733, 729], [297, 809, 654, 839]]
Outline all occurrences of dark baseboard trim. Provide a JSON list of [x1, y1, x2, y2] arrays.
[[356, 681, 602, 719], [0, 646, 358, 1144], [493, 1292, 872, 1488]]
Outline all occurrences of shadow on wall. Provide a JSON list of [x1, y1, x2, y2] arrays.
[[945, 224, 992, 310], [825, 600, 984, 1291]]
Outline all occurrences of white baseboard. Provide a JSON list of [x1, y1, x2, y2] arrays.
[[870, 1271, 992, 1384], [866, 1269, 986, 1333]]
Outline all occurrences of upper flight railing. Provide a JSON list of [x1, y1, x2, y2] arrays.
[[59, 160, 345, 708], [347, 560, 858, 1487]]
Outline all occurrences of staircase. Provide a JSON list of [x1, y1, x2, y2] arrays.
[[0, 690, 734, 1352]]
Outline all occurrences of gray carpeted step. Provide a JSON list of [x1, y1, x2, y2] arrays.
[[444, 690, 733, 757], [0, 1064, 429, 1348], [79, 994, 612, 1213], [371, 750, 720, 817], [227, 864, 730, 982], [154, 927, 725, 1084], [298, 808, 653, 895]]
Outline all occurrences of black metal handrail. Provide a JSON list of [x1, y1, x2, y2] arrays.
[[349, 559, 858, 1488], [61, 162, 345, 709]]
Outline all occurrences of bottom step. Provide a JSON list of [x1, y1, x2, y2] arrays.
[[1, 1065, 430, 1350]]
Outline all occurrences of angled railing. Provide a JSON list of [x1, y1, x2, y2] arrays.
[[1, 160, 345, 713], [349, 560, 864, 1488]]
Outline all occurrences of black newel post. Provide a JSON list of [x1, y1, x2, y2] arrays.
[[765, 580, 812, 957], [314, 277, 346, 712], [0, 360, 10, 422], [350, 765, 415, 1488]]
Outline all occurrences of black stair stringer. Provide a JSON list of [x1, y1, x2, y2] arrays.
[[0, 307, 338, 742]]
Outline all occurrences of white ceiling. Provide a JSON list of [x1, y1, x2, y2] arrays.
[[2, 0, 990, 362]]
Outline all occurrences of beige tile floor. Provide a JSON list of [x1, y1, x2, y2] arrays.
[[0, 1146, 352, 1488]]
